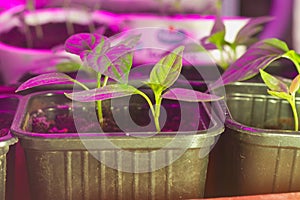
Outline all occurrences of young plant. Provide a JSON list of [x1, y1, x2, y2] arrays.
[[259, 70, 300, 131], [67, 33, 140, 125], [210, 38, 300, 90], [16, 44, 223, 133], [201, 15, 273, 70], [64, 46, 223, 132], [209, 38, 300, 131], [17, 32, 140, 126]]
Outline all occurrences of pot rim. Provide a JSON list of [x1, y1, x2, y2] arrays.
[[11, 90, 224, 140], [0, 132, 18, 147], [222, 82, 300, 147], [0, 94, 20, 147]]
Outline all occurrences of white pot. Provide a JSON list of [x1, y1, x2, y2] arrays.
[[0, 5, 120, 85], [118, 13, 249, 66]]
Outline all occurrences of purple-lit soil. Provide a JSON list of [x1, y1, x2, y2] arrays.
[[27, 101, 210, 134], [0, 23, 116, 49], [0, 112, 14, 137]]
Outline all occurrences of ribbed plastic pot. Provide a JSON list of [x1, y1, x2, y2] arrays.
[[11, 90, 224, 200], [0, 95, 19, 200], [206, 82, 300, 197]]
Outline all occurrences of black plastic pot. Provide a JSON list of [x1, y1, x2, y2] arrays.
[[0, 95, 19, 200], [11, 90, 224, 200], [206, 82, 300, 197]]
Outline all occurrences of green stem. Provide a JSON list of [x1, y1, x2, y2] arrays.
[[70, 79, 89, 91], [97, 73, 103, 125], [228, 45, 237, 64], [154, 95, 163, 132], [219, 49, 226, 69], [135, 90, 160, 132], [289, 96, 299, 131], [102, 76, 109, 87]]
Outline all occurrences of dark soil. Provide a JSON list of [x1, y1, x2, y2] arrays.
[[27, 99, 211, 134], [0, 22, 116, 49], [0, 112, 15, 137]]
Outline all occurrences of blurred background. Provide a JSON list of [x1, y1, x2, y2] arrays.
[[0, 0, 296, 86]]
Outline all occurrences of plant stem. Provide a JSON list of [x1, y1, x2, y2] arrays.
[[154, 96, 163, 132], [71, 79, 90, 90], [135, 90, 160, 132], [102, 76, 109, 87], [219, 49, 226, 70], [97, 73, 103, 125], [289, 96, 299, 131]]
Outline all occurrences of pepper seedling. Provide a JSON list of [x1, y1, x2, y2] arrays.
[[16, 33, 223, 133], [17, 33, 140, 126], [259, 70, 300, 131], [209, 38, 300, 131], [201, 15, 273, 70], [63, 46, 223, 132], [210, 38, 300, 90]]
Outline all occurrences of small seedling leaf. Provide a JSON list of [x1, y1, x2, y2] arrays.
[[65, 84, 138, 102], [208, 31, 226, 50], [234, 16, 273, 46], [148, 46, 184, 90], [162, 88, 223, 102], [260, 69, 289, 93], [201, 16, 226, 50], [267, 90, 292, 101], [290, 74, 300, 94], [16, 73, 74, 92], [210, 38, 289, 90], [65, 33, 109, 59], [85, 44, 133, 83]]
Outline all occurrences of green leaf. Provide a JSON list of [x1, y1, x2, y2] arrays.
[[260, 69, 289, 93], [64, 84, 138, 102], [65, 33, 109, 59], [267, 90, 292, 101], [210, 38, 290, 90], [86, 44, 133, 83], [162, 88, 223, 102], [264, 38, 290, 52], [234, 16, 273, 46], [202, 16, 226, 50], [16, 73, 75, 92], [147, 46, 184, 90], [283, 50, 300, 63], [208, 31, 226, 50], [85, 34, 140, 84], [290, 74, 300, 94]]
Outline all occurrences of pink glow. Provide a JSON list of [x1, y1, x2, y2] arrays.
[[121, 13, 248, 22]]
